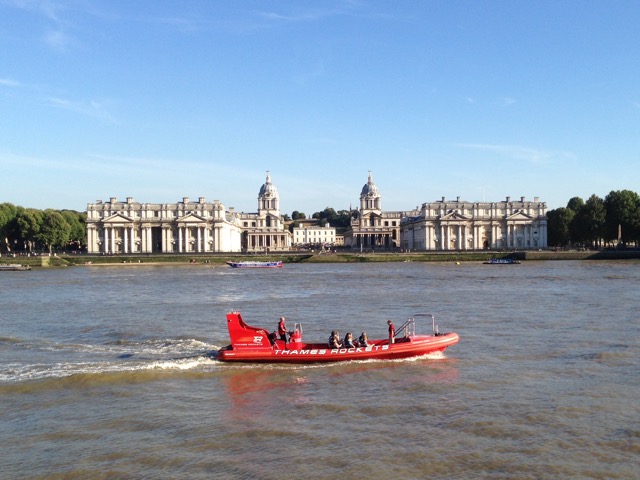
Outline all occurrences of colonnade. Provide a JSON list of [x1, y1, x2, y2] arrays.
[[88, 225, 220, 254], [353, 233, 395, 249], [175, 225, 211, 253], [245, 233, 290, 252]]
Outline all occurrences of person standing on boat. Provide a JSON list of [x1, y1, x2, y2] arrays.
[[387, 320, 395, 344], [278, 317, 288, 345]]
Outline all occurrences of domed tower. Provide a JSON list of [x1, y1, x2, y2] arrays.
[[360, 171, 382, 214], [258, 171, 280, 216]]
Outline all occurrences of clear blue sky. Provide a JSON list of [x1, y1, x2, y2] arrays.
[[1, 1, 639, 215]]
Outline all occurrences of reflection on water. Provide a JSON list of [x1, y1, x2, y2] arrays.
[[1, 261, 639, 479]]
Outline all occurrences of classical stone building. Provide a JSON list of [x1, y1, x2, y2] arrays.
[[400, 196, 548, 251], [344, 172, 413, 250], [293, 221, 336, 247], [86, 172, 291, 254], [86, 196, 242, 254], [235, 172, 292, 252]]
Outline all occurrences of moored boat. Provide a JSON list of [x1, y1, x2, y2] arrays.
[[216, 311, 459, 363], [0, 264, 32, 271], [483, 258, 521, 264], [226, 260, 283, 268]]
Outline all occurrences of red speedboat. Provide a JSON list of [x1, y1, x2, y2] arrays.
[[216, 311, 459, 363]]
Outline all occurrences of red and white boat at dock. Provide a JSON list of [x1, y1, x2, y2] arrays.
[[216, 311, 459, 363]]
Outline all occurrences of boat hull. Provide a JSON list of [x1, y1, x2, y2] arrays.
[[0, 264, 32, 271], [217, 333, 459, 363], [226, 261, 283, 268], [483, 258, 520, 264], [217, 311, 459, 364]]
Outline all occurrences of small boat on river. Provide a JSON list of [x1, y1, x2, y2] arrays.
[[0, 264, 32, 271], [483, 258, 521, 265], [226, 260, 283, 268], [216, 311, 459, 363]]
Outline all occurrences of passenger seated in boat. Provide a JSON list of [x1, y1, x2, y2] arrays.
[[343, 332, 356, 348], [268, 331, 278, 347], [328, 331, 342, 349], [358, 332, 369, 347]]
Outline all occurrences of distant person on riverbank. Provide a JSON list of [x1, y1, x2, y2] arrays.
[[387, 320, 395, 344]]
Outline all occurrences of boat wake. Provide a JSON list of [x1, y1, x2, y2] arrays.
[[0, 337, 223, 383]]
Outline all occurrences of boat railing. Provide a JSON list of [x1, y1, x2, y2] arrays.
[[396, 313, 440, 339], [394, 318, 415, 339]]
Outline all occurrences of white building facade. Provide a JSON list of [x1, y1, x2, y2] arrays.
[[235, 173, 292, 252], [86, 196, 242, 254], [400, 196, 548, 251], [344, 172, 414, 249], [86, 173, 291, 254], [293, 222, 336, 247]]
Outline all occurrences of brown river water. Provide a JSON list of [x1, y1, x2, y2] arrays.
[[1, 260, 639, 479]]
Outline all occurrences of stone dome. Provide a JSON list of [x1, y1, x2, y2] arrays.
[[360, 171, 380, 197], [259, 172, 278, 197]]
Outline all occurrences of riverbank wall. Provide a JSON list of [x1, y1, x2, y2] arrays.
[[3, 249, 639, 268]]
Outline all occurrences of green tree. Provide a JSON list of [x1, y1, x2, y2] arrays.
[[0, 203, 18, 253], [566, 197, 585, 212], [566, 197, 587, 246], [313, 207, 337, 225], [291, 211, 306, 220], [333, 209, 354, 229], [16, 208, 43, 252], [575, 194, 606, 248], [60, 210, 86, 249], [37, 210, 71, 253], [604, 190, 640, 246], [547, 207, 575, 247], [309, 207, 354, 228]]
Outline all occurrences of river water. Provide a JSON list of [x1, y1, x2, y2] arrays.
[[1, 261, 638, 479]]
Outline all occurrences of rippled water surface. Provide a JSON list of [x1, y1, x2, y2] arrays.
[[1, 261, 639, 479]]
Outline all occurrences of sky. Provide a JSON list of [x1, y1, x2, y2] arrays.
[[1, 0, 639, 215]]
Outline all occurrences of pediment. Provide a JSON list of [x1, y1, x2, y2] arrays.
[[178, 213, 207, 224], [440, 211, 470, 222], [506, 211, 533, 221], [103, 213, 133, 223]]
